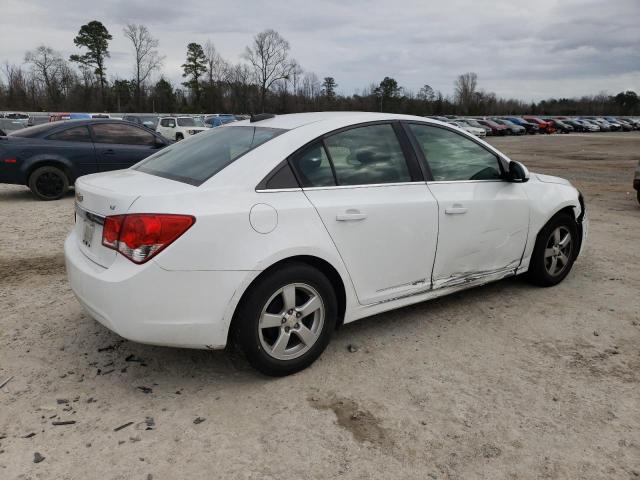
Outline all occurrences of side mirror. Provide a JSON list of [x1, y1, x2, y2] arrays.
[[154, 137, 166, 148], [508, 160, 530, 183]]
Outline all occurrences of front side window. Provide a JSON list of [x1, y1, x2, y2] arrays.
[[408, 124, 502, 181], [91, 123, 156, 146], [48, 126, 92, 143], [323, 124, 411, 186], [135, 126, 284, 186], [290, 142, 335, 187]]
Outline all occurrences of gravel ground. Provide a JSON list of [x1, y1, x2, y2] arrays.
[[0, 132, 639, 480]]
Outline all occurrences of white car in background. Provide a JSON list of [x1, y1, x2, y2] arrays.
[[66, 112, 587, 376], [156, 116, 207, 141], [448, 120, 486, 137]]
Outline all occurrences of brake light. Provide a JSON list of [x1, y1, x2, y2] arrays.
[[3, 158, 17, 164], [102, 214, 195, 264]]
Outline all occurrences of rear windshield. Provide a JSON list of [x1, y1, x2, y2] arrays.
[[135, 126, 285, 186], [9, 122, 58, 137]]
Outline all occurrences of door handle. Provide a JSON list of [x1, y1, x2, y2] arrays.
[[336, 209, 367, 221], [445, 205, 468, 215], [103, 149, 116, 155]]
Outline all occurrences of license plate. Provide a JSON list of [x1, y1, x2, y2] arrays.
[[82, 219, 95, 247]]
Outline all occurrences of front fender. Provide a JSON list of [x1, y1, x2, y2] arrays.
[[520, 178, 582, 270]]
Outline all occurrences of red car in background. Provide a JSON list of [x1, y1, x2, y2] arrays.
[[524, 116, 555, 134], [476, 119, 509, 135]]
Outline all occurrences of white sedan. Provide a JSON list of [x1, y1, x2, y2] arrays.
[[448, 120, 487, 137], [65, 112, 587, 376]]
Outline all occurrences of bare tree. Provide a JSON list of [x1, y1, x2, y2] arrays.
[[25, 45, 67, 108], [3, 62, 28, 109], [123, 24, 164, 110], [454, 72, 478, 113], [204, 40, 227, 84], [243, 29, 296, 112]]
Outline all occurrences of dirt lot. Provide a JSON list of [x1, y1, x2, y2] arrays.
[[1, 132, 639, 480]]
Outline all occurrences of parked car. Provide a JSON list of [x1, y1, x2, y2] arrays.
[[447, 121, 486, 137], [0, 118, 27, 136], [577, 119, 602, 132], [122, 114, 160, 130], [49, 113, 71, 122], [0, 119, 169, 200], [2, 112, 29, 127], [585, 118, 611, 132], [523, 116, 555, 134], [504, 117, 539, 134], [65, 112, 587, 376], [546, 119, 574, 134], [563, 119, 587, 132], [492, 118, 526, 135], [156, 116, 207, 141], [476, 119, 509, 135], [455, 118, 492, 136], [204, 114, 238, 128], [606, 117, 633, 131]]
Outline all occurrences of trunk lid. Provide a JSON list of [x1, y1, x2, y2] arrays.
[[74, 169, 195, 268]]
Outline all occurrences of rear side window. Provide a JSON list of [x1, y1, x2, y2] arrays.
[[48, 126, 92, 142], [160, 118, 176, 127], [324, 124, 411, 186], [135, 126, 285, 186], [290, 142, 335, 187], [408, 124, 502, 181], [91, 123, 156, 146]]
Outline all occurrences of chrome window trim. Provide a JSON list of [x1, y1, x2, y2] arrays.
[[426, 179, 506, 185], [301, 181, 426, 191], [255, 187, 303, 193]]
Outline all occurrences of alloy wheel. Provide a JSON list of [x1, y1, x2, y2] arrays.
[[544, 226, 572, 276], [258, 283, 325, 361]]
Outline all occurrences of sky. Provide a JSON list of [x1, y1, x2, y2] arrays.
[[2, 0, 639, 101]]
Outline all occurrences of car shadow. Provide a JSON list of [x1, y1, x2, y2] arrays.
[[0, 185, 75, 202], [68, 275, 535, 396]]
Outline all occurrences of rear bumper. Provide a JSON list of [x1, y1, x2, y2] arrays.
[[65, 231, 248, 349]]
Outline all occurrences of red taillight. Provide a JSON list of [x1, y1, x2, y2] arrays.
[[3, 158, 17, 164], [102, 214, 195, 264]]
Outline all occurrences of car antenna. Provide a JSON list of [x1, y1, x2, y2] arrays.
[[250, 113, 275, 123]]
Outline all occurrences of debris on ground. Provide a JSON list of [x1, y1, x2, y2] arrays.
[[0, 376, 14, 389], [114, 422, 134, 432], [52, 420, 76, 426]]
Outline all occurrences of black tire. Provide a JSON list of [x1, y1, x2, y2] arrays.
[[28, 165, 69, 201], [175, 133, 184, 141], [233, 262, 337, 376], [637, 190, 640, 205], [527, 213, 578, 287]]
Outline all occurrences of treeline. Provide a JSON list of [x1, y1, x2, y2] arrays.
[[1, 20, 639, 116]]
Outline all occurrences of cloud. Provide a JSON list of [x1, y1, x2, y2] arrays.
[[2, 0, 638, 101]]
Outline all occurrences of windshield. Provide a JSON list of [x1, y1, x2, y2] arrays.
[[177, 117, 204, 127], [135, 126, 285, 186]]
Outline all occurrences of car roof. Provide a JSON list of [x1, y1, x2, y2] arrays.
[[233, 111, 447, 131]]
